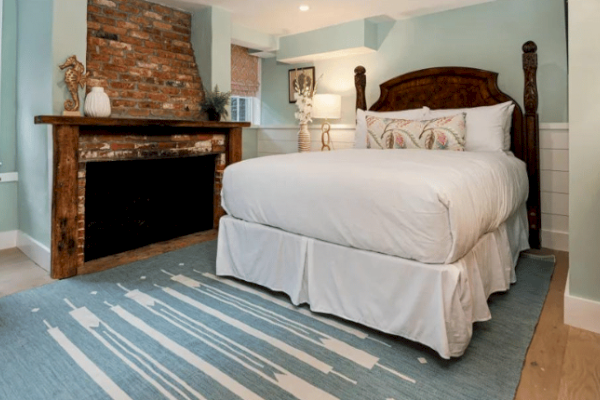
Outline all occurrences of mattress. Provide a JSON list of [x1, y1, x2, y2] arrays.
[[222, 149, 528, 264]]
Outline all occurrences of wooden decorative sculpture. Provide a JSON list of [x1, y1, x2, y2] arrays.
[[354, 66, 367, 112], [59, 55, 89, 116]]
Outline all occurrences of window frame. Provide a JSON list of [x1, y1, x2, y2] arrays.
[[231, 95, 253, 123]]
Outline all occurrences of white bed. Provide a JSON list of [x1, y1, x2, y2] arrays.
[[221, 149, 528, 264], [217, 150, 530, 358], [215, 55, 542, 358]]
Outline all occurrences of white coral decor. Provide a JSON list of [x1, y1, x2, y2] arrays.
[[292, 70, 321, 152], [294, 94, 314, 124]]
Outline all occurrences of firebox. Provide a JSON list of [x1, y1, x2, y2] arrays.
[[84, 155, 216, 261]]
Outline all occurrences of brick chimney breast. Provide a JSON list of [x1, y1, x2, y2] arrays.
[[87, 0, 203, 119]]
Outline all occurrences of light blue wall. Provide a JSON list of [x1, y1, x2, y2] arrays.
[[1, 0, 16, 173], [242, 128, 258, 160], [261, 0, 568, 126], [191, 6, 232, 92], [277, 19, 378, 62], [568, 1, 600, 302], [15, 0, 88, 247], [192, 9, 212, 91], [16, 0, 54, 246], [0, 0, 18, 233], [0, 184, 17, 233], [52, 0, 88, 114], [192, 6, 259, 159]]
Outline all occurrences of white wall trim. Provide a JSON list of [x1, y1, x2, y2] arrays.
[[259, 123, 569, 131], [540, 122, 569, 130], [17, 231, 51, 272], [0, 230, 17, 251], [258, 124, 356, 130], [0, 172, 18, 183], [564, 272, 600, 334], [541, 229, 568, 252]]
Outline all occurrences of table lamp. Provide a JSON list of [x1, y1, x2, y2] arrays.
[[312, 94, 341, 151]]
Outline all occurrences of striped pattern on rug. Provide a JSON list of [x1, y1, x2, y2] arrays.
[[0, 241, 554, 400]]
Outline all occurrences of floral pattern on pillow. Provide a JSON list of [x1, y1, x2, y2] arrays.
[[365, 113, 467, 151]]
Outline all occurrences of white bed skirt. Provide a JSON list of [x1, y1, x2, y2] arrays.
[[216, 205, 530, 359]]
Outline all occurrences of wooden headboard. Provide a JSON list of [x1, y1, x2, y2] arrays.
[[354, 41, 541, 248]]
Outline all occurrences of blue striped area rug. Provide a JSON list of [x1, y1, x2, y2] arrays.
[[0, 241, 553, 400]]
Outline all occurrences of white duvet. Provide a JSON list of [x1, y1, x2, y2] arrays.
[[221, 149, 528, 264]]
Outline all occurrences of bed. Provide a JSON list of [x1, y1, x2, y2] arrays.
[[215, 41, 541, 359]]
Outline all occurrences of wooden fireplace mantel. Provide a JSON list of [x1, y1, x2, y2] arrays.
[[35, 115, 250, 279], [35, 115, 250, 129]]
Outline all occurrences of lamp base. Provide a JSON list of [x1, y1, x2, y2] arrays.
[[321, 121, 331, 151]]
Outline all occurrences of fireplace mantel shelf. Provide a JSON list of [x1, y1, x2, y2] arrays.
[[37, 115, 249, 280], [35, 115, 250, 129]]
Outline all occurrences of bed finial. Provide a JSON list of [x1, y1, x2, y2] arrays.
[[355, 66, 367, 112], [522, 40, 537, 54], [522, 40, 541, 249], [522, 41, 538, 114]]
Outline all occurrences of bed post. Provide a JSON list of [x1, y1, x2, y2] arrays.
[[355, 66, 367, 111], [522, 41, 541, 249]]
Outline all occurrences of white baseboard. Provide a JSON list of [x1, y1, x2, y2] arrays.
[[0, 230, 17, 251], [17, 231, 51, 272], [540, 122, 569, 130], [541, 229, 568, 251], [564, 272, 600, 334]]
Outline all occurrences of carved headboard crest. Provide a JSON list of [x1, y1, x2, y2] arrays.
[[354, 41, 541, 248]]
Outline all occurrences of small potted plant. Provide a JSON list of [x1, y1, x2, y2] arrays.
[[200, 85, 231, 121]]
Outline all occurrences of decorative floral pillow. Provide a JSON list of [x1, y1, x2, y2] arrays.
[[365, 113, 467, 151]]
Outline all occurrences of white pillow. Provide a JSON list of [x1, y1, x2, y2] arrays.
[[355, 108, 428, 149], [502, 103, 516, 150], [424, 101, 515, 152]]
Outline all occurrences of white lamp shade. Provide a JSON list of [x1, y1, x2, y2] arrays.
[[312, 94, 341, 119]]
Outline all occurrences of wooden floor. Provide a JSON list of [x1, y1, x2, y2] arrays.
[[0, 247, 599, 398], [515, 250, 600, 400], [0, 248, 55, 298]]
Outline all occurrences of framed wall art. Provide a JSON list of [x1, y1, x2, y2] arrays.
[[288, 67, 315, 103]]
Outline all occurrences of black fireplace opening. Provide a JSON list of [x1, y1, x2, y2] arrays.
[[85, 155, 216, 262]]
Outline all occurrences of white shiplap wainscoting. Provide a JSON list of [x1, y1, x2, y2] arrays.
[[539, 123, 569, 251], [257, 124, 356, 156], [257, 123, 569, 251]]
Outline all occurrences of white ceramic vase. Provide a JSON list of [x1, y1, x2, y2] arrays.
[[298, 122, 311, 152], [84, 87, 111, 117]]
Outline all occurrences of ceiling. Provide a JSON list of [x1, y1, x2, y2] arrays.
[[158, 0, 494, 36]]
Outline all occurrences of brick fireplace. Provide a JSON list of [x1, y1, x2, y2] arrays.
[[33, 0, 253, 279], [86, 0, 203, 119], [35, 116, 249, 279], [76, 128, 227, 266]]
